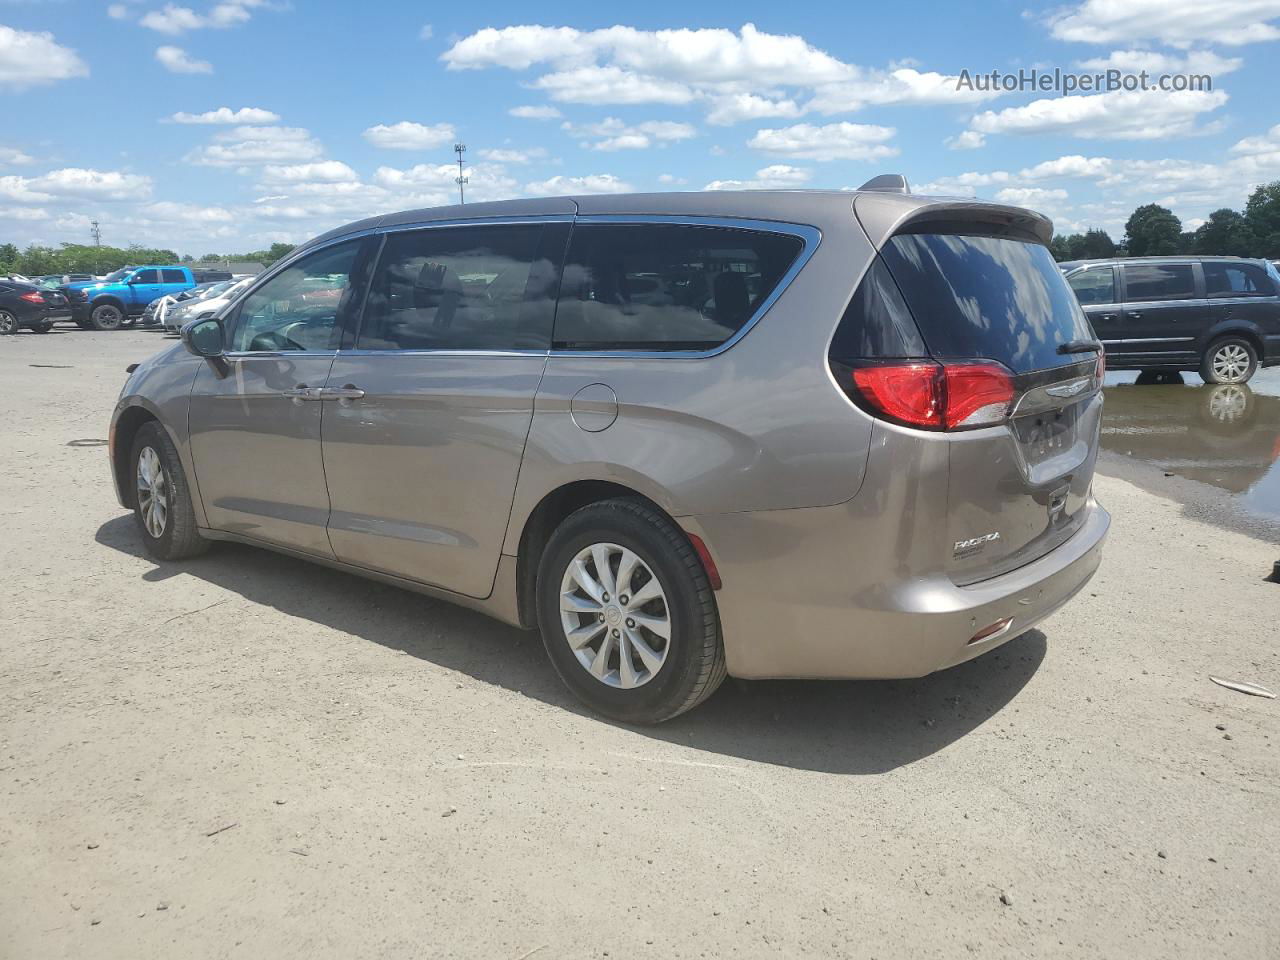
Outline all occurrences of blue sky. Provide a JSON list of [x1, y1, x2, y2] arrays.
[[2, 0, 1279, 254]]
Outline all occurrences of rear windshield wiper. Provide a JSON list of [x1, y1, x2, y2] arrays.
[[1058, 339, 1103, 355]]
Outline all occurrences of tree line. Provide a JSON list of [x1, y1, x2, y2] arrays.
[[1050, 180, 1280, 262], [0, 242, 297, 277]]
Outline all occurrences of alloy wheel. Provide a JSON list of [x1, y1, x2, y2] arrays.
[[558, 542, 671, 689], [135, 446, 169, 539], [0, 310, 16, 334], [1211, 344, 1252, 383]]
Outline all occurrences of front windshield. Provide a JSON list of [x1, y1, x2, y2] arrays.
[[194, 280, 234, 300], [102, 268, 132, 282]]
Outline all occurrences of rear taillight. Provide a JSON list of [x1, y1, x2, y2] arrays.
[[19, 291, 43, 304], [839, 359, 1015, 431]]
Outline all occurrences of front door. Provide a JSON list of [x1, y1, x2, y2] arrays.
[[187, 237, 371, 556], [1116, 261, 1205, 366], [1067, 265, 1120, 344], [320, 221, 567, 597], [128, 269, 164, 311]]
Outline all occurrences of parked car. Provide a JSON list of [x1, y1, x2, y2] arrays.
[[1065, 256, 1280, 384], [142, 279, 239, 328], [163, 277, 253, 333], [111, 185, 1110, 723], [0, 280, 70, 334], [62, 265, 198, 330]]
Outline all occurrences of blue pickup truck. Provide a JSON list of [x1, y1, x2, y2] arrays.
[[63, 266, 198, 330]]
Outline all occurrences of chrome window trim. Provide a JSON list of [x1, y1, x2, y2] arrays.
[[1099, 337, 1196, 344], [549, 215, 822, 360], [377, 215, 576, 235]]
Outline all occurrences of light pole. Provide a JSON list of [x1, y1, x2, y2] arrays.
[[454, 142, 468, 205]]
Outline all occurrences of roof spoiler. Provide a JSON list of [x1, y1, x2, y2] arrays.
[[857, 174, 911, 194]]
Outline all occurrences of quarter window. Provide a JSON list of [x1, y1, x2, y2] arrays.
[[358, 223, 560, 351], [553, 223, 803, 351], [230, 239, 362, 352], [1122, 263, 1195, 302], [1204, 261, 1273, 297], [1068, 267, 1116, 306]]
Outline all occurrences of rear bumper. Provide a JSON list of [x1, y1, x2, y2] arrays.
[[686, 499, 1109, 680]]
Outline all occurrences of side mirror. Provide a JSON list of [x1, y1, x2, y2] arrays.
[[182, 317, 225, 358]]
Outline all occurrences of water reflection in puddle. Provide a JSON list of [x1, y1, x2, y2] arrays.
[[1101, 369, 1280, 523]]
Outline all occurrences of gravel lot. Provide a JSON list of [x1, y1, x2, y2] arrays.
[[3, 329, 1278, 959]]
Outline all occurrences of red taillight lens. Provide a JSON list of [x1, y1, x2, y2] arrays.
[[19, 291, 43, 304], [845, 360, 1014, 431], [942, 362, 1015, 429], [851, 362, 943, 428]]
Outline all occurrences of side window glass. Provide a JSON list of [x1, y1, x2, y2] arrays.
[[554, 224, 803, 351], [359, 224, 553, 351], [231, 240, 361, 352], [1068, 268, 1115, 306], [1205, 262, 1272, 297], [161, 269, 186, 284], [133, 269, 160, 284], [1122, 264, 1194, 302]]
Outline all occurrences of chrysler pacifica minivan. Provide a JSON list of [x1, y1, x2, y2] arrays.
[[110, 183, 1110, 722]]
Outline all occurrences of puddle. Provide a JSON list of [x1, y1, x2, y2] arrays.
[[1101, 368, 1280, 528]]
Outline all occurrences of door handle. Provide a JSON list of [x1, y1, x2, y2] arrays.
[[1127, 312, 1142, 320], [1098, 313, 1118, 321], [280, 383, 322, 402], [318, 384, 366, 403]]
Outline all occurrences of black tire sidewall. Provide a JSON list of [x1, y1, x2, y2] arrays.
[[1202, 336, 1258, 384], [129, 422, 207, 561], [91, 303, 122, 330], [536, 503, 716, 723], [0, 311, 17, 335]]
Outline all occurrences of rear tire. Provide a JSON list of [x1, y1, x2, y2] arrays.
[[1200, 336, 1258, 384], [31, 321, 54, 334], [0, 310, 17, 335], [536, 499, 725, 724], [90, 302, 124, 331], [130, 422, 210, 561]]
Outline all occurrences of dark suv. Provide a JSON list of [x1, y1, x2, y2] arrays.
[[1065, 256, 1280, 383]]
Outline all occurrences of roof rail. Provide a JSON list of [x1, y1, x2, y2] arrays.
[[857, 174, 910, 194]]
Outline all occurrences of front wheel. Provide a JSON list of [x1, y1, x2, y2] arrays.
[[1200, 337, 1258, 384], [130, 422, 209, 561], [90, 302, 124, 331], [0, 310, 18, 335], [536, 499, 725, 724], [31, 321, 54, 334]]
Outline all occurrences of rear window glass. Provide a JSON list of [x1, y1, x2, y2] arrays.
[[1204, 261, 1273, 297], [554, 224, 803, 351], [1067, 267, 1116, 305], [879, 233, 1093, 373], [1122, 263, 1194, 301], [161, 269, 186, 283], [829, 257, 926, 359]]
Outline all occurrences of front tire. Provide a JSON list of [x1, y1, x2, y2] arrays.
[[31, 320, 54, 334], [130, 422, 209, 561], [1200, 336, 1258, 384], [536, 499, 725, 723], [90, 302, 124, 331]]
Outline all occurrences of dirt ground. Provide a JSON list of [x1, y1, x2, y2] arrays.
[[2, 329, 1278, 959]]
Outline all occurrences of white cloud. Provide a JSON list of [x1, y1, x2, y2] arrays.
[[946, 130, 986, 150], [155, 45, 212, 74], [0, 205, 49, 221], [523, 173, 633, 196], [374, 162, 518, 204], [478, 147, 546, 165], [362, 121, 456, 150], [705, 164, 812, 190], [141, 1, 268, 34], [107, 4, 131, 19], [967, 89, 1227, 140], [994, 186, 1069, 207], [186, 125, 324, 166], [747, 122, 897, 161], [0, 146, 34, 165], [1230, 123, 1280, 155], [563, 117, 697, 151], [140, 201, 235, 223], [420, 23, 433, 40], [1020, 155, 1112, 179], [260, 161, 358, 183], [0, 167, 152, 202], [509, 105, 562, 120], [443, 24, 1004, 123], [657, 173, 687, 185], [1076, 49, 1243, 75], [1048, 0, 1280, 46], [168, 106, 279, 124], [0, 25, 88, 91]]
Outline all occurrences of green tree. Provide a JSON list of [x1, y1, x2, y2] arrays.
[[1243, 181, 1280, 258], [1080, 228, 1116, 259], [1124, 203, 1182, 257], [1192, 208, 1257, 256]]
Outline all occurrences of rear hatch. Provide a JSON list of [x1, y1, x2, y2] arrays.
[[832, 205, 1104, 584]]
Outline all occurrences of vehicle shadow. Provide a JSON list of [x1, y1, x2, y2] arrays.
[[95, 514, 1045, 775]]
